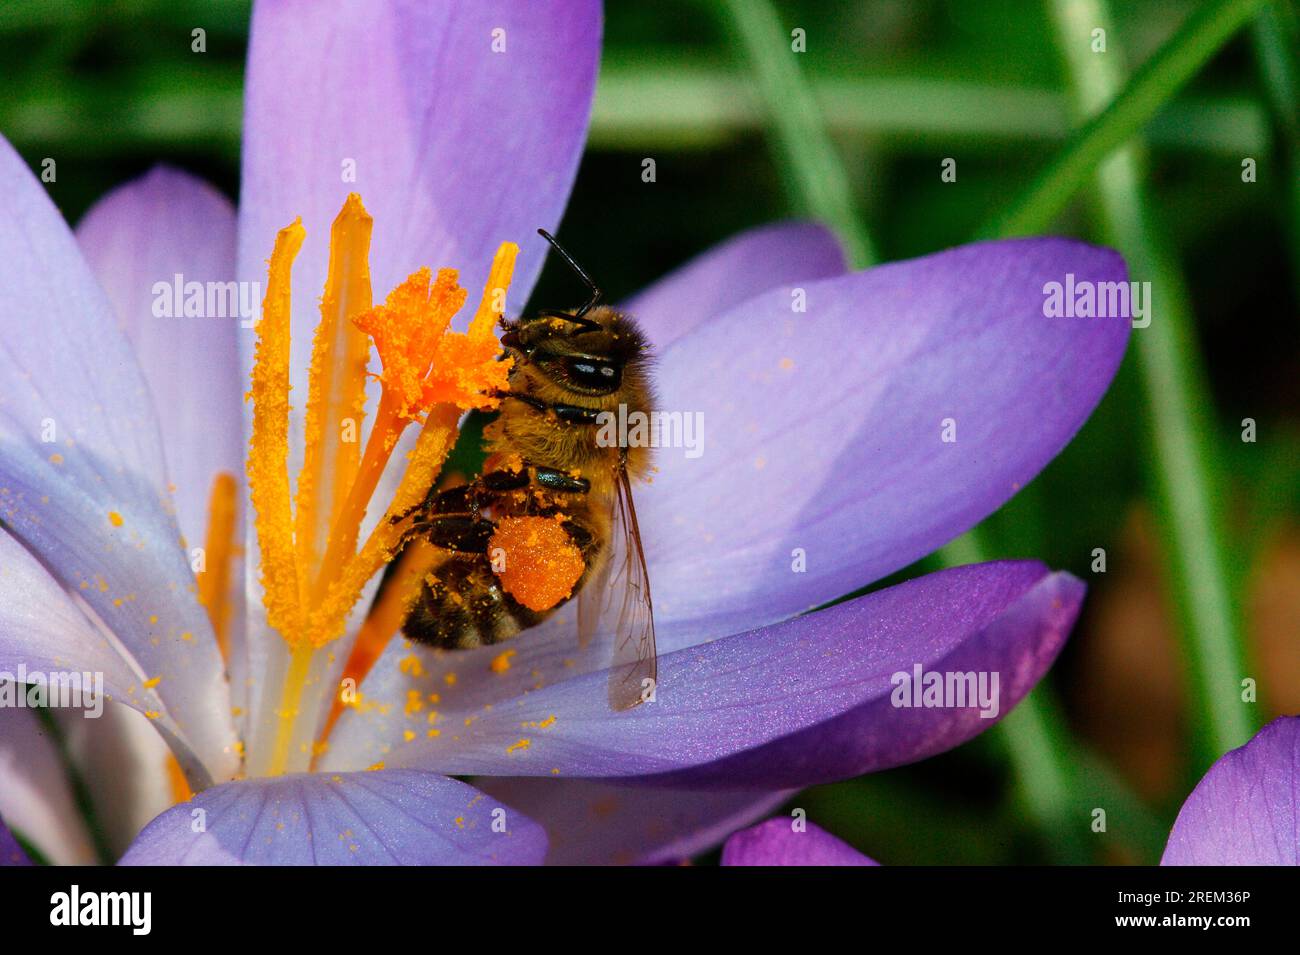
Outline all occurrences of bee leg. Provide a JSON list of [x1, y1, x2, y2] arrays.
[[480, 468, 529, 490], [416, 515, 497, 553], [530, 466, 591, 494], [388, 500, 426, 525]]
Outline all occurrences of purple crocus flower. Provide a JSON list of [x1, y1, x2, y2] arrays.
[[722, 818, 878, 867], [0, 1, 1129, 865], [1162, 717, 1299, 866]]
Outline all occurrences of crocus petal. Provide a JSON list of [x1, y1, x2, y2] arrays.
[[76, 167, 242, 554], [722, 818, 877, 866], [1161, 717, 1299, 866], [623, 221, 847, 350], [640, 237, 1129, 649], [75, 169, 250, 733], [119, 770, 546, 865], [476, 777, 792, 865], [0, 502, 206, 783], [237, 0, 601, 415], [0, 530, 162, 711], [0, 707, 96, 865], [325, 561, 1080, 786], [0, 138, 237, 785], [0, 815, 31, 865]]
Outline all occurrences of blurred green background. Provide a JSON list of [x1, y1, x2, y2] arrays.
[[1, 0, 1296, 865]]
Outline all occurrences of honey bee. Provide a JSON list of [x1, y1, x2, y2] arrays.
[[397, 229, 657, 710]]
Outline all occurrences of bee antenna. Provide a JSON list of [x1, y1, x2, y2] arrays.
[[538, 228, 603, 319]]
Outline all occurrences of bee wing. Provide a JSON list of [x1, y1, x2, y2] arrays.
[[576, 464, 657, 711], [575, 523, 611, 652]]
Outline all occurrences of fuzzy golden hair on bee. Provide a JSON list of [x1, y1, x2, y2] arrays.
[[496, 305, 657, 486]]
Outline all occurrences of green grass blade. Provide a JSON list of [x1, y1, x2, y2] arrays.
[[1250, 1, 1300, 289], [1046, 0, 1256, 763], [985, 0, 1268, 238], [715, 0, 878, 267]]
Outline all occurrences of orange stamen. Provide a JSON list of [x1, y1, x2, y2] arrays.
[[195, 472, 238, 663], [309, 267, 469, 602], [305, 402, 462, 647], [243, 196, 519, 777], [164, 752, 193, 804], [305, 242, 519, 648], [246, 218, 306, 645], [294, 195, 373, 587]]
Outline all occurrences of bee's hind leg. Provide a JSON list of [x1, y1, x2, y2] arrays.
[[413, 514, 498, 553]]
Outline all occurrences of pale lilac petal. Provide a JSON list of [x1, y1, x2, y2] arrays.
[[239, 0, 599, 313], [639, 238, 1129, 649], [475, 777, 792, 865], [0, 815, 31, 865], [0, 707, 96, 865], [76, 168, 251, 736], [0, 530, 159, 706], [119, 770, 546, 865], [324, 562, 1080, 786], [0, 495, 211, 782], [1161, 717, 1299, 865], [0, 137, 237, 784], [622, 221, 847, 350], [722, 818, 877, 866], [76, 166, 242, 554]]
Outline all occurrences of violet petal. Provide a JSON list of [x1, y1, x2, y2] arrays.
[[325, 562, 1081, 787], [0, 137, 237, 783], [1162, 717, 1299, 865], [722, 818, 877, 866], [475, 777, 792, 865], [638, 238, 1128, 648], [623, 220, 847, 350], [118, 770, 546, 865]]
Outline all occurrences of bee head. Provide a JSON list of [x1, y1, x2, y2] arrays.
[[501, 306, 649, 397], [498, 229, 652, 397]]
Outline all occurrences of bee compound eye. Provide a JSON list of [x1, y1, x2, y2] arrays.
[[562, 355, 622, 393]]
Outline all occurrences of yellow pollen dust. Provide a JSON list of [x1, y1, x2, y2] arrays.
[[245, 192, 518, 776]]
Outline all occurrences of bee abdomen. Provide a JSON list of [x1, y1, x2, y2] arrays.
[[402, 557, 546, 649]]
